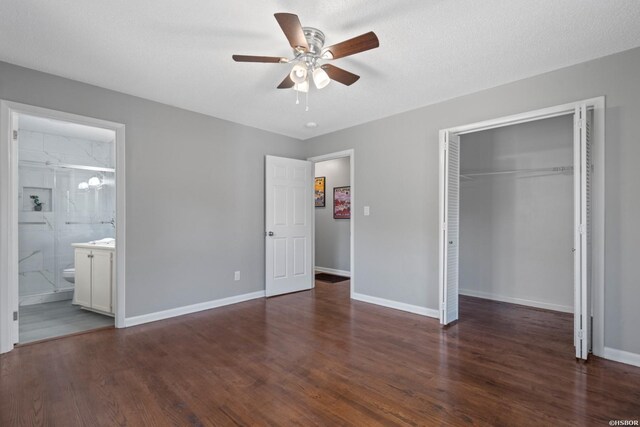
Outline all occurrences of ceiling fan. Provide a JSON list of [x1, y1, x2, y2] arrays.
[[232, 13, 379, 94]]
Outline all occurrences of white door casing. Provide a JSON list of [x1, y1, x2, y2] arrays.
[[307, 149, 355, 299], [0, 100, 126, 354], [265, 155, 314, 297], [439, 131, 460, 325], [574, 104, 593, 360], [9, 112, 19, 344]]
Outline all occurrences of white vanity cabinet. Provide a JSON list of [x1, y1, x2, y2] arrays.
[[73, 244, 115, 315]]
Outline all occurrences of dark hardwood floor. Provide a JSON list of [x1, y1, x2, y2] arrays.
[[1, 281, 639, 426]]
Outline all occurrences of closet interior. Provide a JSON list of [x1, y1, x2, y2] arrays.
[[458, 114, 575, 316]]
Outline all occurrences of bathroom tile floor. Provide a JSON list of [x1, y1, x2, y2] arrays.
[[18, 300, 113, 344]]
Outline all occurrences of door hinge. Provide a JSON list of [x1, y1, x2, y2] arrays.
[[12, 130, 18, 140], [442, 222, 447, 231], [578, 224, 585, 234], [13, 311, 18, 321]]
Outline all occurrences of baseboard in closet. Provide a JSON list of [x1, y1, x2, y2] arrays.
[[603, 347, 640, 368], [459, 288, 573, 313]]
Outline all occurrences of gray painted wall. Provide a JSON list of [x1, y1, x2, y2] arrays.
[[304, 47, 640, 354], [0, 61, 304, 318], [314, 157, 350, 272], [3, 46, 640, 355], [459, 115, 574, 312]]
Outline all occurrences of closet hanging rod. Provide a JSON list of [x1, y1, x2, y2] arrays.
[[461, 165, 573, 178]]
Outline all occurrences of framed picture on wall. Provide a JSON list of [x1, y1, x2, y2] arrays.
[[333, 186, 351, 219], [315, 177, 326, 207]]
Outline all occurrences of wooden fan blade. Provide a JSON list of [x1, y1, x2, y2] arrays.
[[322, 31, 379, 59], [232, 55, 287, 63], [322, 64, 360, 86], [277, 74, 295, 89], [274, 13, 309, 52]]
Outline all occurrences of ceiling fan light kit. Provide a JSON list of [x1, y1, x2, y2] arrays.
[[294, 80, 309, 93], [312, 67, 331, 89], [289, 63, 308, 84], [232, 12, 379, 111]]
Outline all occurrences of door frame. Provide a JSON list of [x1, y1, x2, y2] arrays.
[[0, 100, 126, 354], [437, 97, 605, 357], [307, 149, 355, 298]]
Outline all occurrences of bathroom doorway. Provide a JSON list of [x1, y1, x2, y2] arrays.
[[0, 102, 126, 352]]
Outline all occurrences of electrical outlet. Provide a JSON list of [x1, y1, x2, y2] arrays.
[[234, 271, 240, 281]]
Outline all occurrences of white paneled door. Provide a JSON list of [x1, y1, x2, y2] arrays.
[[439, 131, 460, 325], [265, 156, 313, 297]]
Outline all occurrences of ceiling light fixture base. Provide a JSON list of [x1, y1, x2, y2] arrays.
[[300, 27, 326, 56]]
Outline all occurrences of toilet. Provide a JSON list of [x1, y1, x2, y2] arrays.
[[62, 268, 75, 284]]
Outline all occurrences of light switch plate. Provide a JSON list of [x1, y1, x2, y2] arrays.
[[364, 206, 370, 216], [234, 271, 240, 281]]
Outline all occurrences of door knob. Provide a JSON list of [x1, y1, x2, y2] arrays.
[[268, 231, 274, 236]]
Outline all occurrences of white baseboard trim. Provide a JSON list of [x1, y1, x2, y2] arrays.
[[124, 290, 265, 327], [315, 266, 351, 277], [352, 292, 439, 318], [459, 288, 573, 313], [603, 347, 640, 368]]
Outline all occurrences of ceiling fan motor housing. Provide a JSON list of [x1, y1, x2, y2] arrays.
[[301, 27, 325, 56]]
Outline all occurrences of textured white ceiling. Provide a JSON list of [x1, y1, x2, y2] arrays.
[[1, 1, 640, 140]]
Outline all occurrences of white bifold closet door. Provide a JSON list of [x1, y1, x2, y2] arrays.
[[439, 110, 594, 359], [574, 104, 593, 360], [439, 131, 460, 325]]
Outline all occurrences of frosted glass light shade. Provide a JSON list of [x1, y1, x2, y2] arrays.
[[293, 80, 309, 93], [78, 182, 89, 190], [289, 63, 307, 84], [88, 176, 101, 188], [313, 68, 331, 89]]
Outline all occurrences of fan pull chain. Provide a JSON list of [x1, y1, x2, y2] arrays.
[[305, 85, 309, 111]]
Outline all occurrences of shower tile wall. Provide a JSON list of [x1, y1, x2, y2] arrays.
[[18, 129, 115, 305]]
